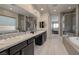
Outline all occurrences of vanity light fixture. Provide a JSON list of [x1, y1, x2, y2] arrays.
[[40, 8, 44, 11]]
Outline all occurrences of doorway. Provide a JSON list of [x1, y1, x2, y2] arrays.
[[51, 15, 59, 34]]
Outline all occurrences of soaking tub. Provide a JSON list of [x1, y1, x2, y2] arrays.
[[69, 37, 79, 47], [63, 37, 79, 55]]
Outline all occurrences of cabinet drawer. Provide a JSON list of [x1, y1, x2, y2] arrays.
[[14, 51, 21, 55], [27, 39, 34, 45], [0, 50, 9, 55], [10, 40, 27, 55]]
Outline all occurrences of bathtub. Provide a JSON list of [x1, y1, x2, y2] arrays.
[[69, 37, 79, 48], [63, 37, 79, 54]]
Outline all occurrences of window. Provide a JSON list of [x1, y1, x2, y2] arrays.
[[51, 15, 59, 31], [51, 22, 59, 31], [53, 23, 59, 29]]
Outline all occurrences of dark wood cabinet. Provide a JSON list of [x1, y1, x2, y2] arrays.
[[10, 40, 27, 55], [43, 32, 47, 42], [22, 39, 34, 55], [27, 38, 34, 45], [22, 42, 34, 55], [0, 50, 9, 55], [14, 51, 21, 55], [35, 32, 47, 45], [0, 39, 35, 55], [35, 35, 42, 45]]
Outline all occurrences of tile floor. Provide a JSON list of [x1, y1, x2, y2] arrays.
[[34, 34, 68, 55]]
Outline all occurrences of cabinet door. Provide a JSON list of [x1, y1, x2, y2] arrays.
[[0, 50, 9, 55], [35, 35, 43, 45], [14, 51, 21, 55], [27, 38, 34, 45], [22, 42, 34, 55], [44, 32, 47, 42], [10, 40, 27, 55]]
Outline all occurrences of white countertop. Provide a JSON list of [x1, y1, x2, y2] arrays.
[[0, 30, 46, 52]]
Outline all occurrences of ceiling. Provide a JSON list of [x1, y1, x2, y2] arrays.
[[0, 4, 35, 17], [32, 4, 77, 15], [0, 4, 77, 16]]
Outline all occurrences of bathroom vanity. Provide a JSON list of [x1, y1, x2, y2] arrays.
[[0, 31, 47, 55]]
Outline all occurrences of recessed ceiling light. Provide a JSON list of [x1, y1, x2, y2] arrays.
[[40, 8, 44, 11], [68, 7, 71, 9], [53, 9, 56, 12], [10, 8, 13, 10]]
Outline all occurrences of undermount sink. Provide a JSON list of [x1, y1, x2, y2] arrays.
[[0, 35, 25, 44], [0, 39, 10, 44], [0, 37, 18, 44], [0, 33, 32, 45]]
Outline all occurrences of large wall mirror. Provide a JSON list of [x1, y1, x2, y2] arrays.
[[0, 16, 16, 34]]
